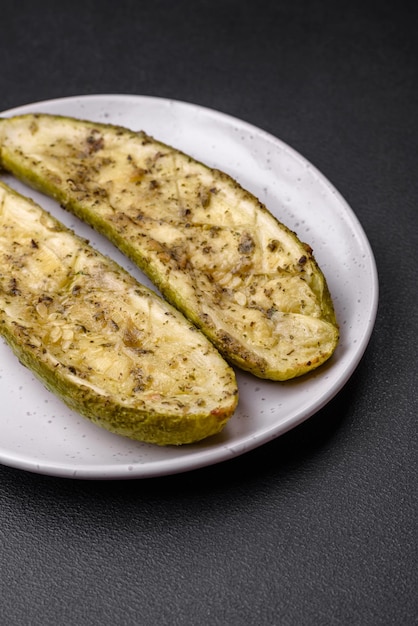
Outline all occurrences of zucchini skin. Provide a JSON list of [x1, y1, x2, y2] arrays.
[[0, 182, 238, 445], [0, 114, 339, 380]]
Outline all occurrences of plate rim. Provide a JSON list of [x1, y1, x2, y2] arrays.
[[0, 93, 379, 479]]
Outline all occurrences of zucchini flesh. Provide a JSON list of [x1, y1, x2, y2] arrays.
[[0, 182, 238, 445], [0, 114, 339, 380]]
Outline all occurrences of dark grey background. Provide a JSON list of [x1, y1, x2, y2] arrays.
[[1, 1, 417, 624]]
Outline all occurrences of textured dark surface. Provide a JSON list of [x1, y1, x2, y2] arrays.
[[1, 1, 417, 625]]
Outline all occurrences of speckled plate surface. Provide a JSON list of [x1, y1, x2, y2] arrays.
[[0, 94, 378, 479]]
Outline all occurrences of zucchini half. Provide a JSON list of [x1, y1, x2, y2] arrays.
[[0, 182, 238, 445], [0, 113, 339, 380]]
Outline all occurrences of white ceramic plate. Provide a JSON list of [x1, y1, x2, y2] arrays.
[[0, 94, 378, 479]]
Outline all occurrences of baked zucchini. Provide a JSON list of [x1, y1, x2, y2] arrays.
[[0, 182, 238, 445], [0, 113, 339, 380]]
